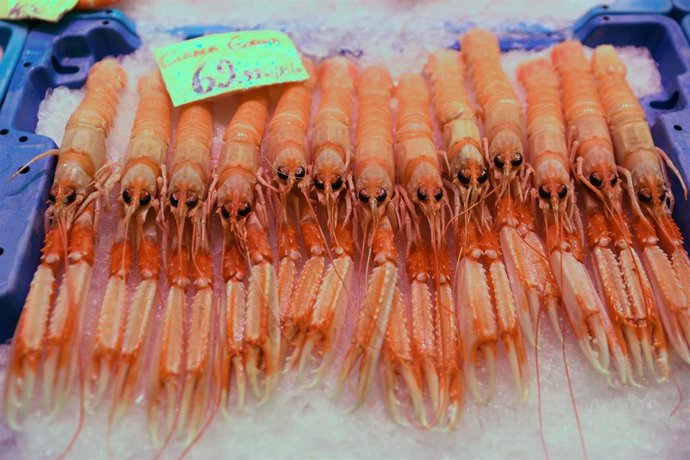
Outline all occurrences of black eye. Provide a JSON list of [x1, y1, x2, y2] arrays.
[[557, 184, 568, 200], [65, 189, 77, 204], [376, 189, 387, 203], [277, 166, 289, 180], [314, 176, 325, 189], [511, 153, 523, 167], [417, 188, 428, 201], [589, 173, 603, 187], [458, 169, 471, 185], [186, 195, 199, 209], [478, 169, 489, 184], [494, 155, 505, 169], [48, 191, 56, 203], [332, 176, 343, 190], [295, 166, 306, 179], [433, 188, 443, 202], [638, 190, 652, 204], [122, 188, 132, 204], [238, 202, 251, 217], [359, 190, 370, 203], [610, 176, 618, 186], [221, 205, 231, 219], [659, 191, 666, 203], [538, 185, 551, 200], [170, 193, 179, 207], [139, 192, 151, 206]]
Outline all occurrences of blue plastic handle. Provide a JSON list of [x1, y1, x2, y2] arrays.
[[0, 20, 29, 109]]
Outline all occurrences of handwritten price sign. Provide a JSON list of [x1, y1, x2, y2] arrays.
[[153, 30, 308, 107], [0, 0, 78, 22]]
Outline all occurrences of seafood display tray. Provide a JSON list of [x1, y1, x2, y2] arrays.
[[0, 10, 689, 342]]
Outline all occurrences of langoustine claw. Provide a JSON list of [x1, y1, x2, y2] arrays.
[[281, 203, 326, 370], [382, 287, 427, 427], [243, 214, 281, 403], [338, 215, 398, 409], [298, 222, 355, 387], [220, 238, 247, 415]]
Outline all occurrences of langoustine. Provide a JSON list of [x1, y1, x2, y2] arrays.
[[425, 48, 528, 408], [552, 41, 669, 381], [282, 57, 356, 370], [149, 102, 215, 445], [338, 66, 408, 420], [461, 28, 561, 345], [391, 72, 452, 426], [261, 58, 318, 381], [517, 58, 628, 383], [592, 45, 690, 366], [297, 57, 357, 384], [3, 58, 126, 428], [212, 89, 278, 414], [86, 70, 172, 419]]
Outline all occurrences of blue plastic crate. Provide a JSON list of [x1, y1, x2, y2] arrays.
[[0, 20, 28, 108], [682, 12, 690, 37], [1, 11, 690, 342], [0, 13, 140, 341], [574, 1, 673, 31], [673, 0, 690, 18]]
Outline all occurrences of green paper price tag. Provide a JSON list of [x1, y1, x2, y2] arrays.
[[153, 30, 308, 107], [0, 0, 78, 22]]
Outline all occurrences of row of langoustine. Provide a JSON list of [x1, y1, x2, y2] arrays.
[[3, 27, 690, 446]]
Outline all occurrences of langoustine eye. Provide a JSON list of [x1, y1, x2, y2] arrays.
[[510, 153, 523, 167], [332, 175, 343, 190], [589, 172, 603, 187], [238, 202, 251, 217], [277, 166, 289, 180]]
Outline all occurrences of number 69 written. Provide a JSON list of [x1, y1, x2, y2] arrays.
[[192, 59, 236, 94]]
